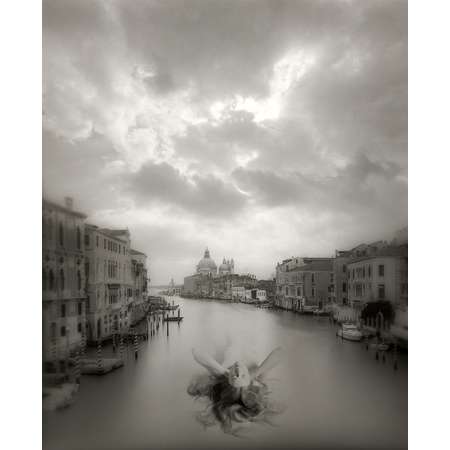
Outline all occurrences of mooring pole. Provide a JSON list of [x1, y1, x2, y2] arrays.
[[134, 329, 139, 360], [119, 333, 124, 361], [96, 340, 103, 374], [52, 337, 58, 373], [74, 348, 81, 384]]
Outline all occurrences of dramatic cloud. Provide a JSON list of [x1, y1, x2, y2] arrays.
[[43, 0, 407, 284], [124, 161, 247, 217]]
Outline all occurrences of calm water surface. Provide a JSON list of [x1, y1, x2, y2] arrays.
[[43, 297, 407, 450]]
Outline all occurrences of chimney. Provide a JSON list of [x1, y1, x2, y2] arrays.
[[64, 196, 74, 210]]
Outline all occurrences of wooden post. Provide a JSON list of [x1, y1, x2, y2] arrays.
[[112, 333, 116, 352], [134, 329, 138, 360], [119, 334, 124, 361], [166, 315, 169, 337], [96, 340, 103, 374], [52, 337, 58, 373], [74, 349, 81, 384]]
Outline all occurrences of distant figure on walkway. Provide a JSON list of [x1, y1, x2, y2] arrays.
[[187, 346, 285, 436]]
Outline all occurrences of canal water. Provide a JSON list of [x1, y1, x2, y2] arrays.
[[43, 297, 407, 450]]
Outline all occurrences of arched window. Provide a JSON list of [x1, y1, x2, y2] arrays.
[[59, 222, 64, 246], [59, 269, 65, 291], [43, 270, 47, 291], [77, 270, 82, 290], [49, 270, 55, 291], [76, 226, 81, 249]]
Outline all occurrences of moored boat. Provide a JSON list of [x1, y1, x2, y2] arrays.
[[369, 342, 390, 352], [163, 316, 183, 322], [337, 323, 363, 341], [313, 309, 331, 316]]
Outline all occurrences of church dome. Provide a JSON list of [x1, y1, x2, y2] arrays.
[[197, 248, 217, 274]]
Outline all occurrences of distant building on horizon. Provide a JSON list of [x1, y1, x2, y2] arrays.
[[183, 248, 255, 299]]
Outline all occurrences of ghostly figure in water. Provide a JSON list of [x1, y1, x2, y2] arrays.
[[187, 347, 284, 435]]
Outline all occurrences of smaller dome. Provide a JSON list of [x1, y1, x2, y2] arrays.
[[219, 257, 234, 275]]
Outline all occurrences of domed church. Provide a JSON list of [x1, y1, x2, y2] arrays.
[[196, 248, 234, 277], [196, 248, 218, 275]]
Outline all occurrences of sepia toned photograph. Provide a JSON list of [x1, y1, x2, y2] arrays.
[[41, 1, 408, 449]]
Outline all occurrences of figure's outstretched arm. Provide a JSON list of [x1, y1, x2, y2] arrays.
[[252, 347, 283, 379], [192, 349, 228, 376]]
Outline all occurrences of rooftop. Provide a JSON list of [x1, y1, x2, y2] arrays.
[[347, 245, 408, 264], [43, 199, 87, 219], [131, 249, 147, 256], [86, 224, 129, 243], [296, 260, 334, 272]]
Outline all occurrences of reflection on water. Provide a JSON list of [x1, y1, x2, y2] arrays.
[[43, 297, 407, 450]]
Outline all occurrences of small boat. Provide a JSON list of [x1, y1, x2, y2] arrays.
[[337, 323, 363, 342], [256, 303, 272, 309], [369, 342, 390, 352], [163, 316, 183, 322], [313, 309, 330, 316]]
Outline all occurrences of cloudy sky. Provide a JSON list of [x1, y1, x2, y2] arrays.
[[43, 0, 407, 285]]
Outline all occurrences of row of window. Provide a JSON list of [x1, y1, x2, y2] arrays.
[[96, 287, 134, 301], [85, 233, 130, 256], [107, 260, 119, 279], [100, 236, 128, 255], [59, 302, 83, 318], [43, 269, 83, 291], [43, 218, 83, 250], [350, 264, 384, 280], [352, 283, 386, 299], [50, 322, 84, 339], [102, 311, 128, 323], [284, 286, 319, 297]]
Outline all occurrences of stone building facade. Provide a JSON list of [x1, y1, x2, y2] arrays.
[[130, 249, 149, 324], [332, 250, 352, 306], [275, 257, 334, 311], [42, 197, 87, 365], [347, 245, 408, 310], [84, 225, 135, 342]]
